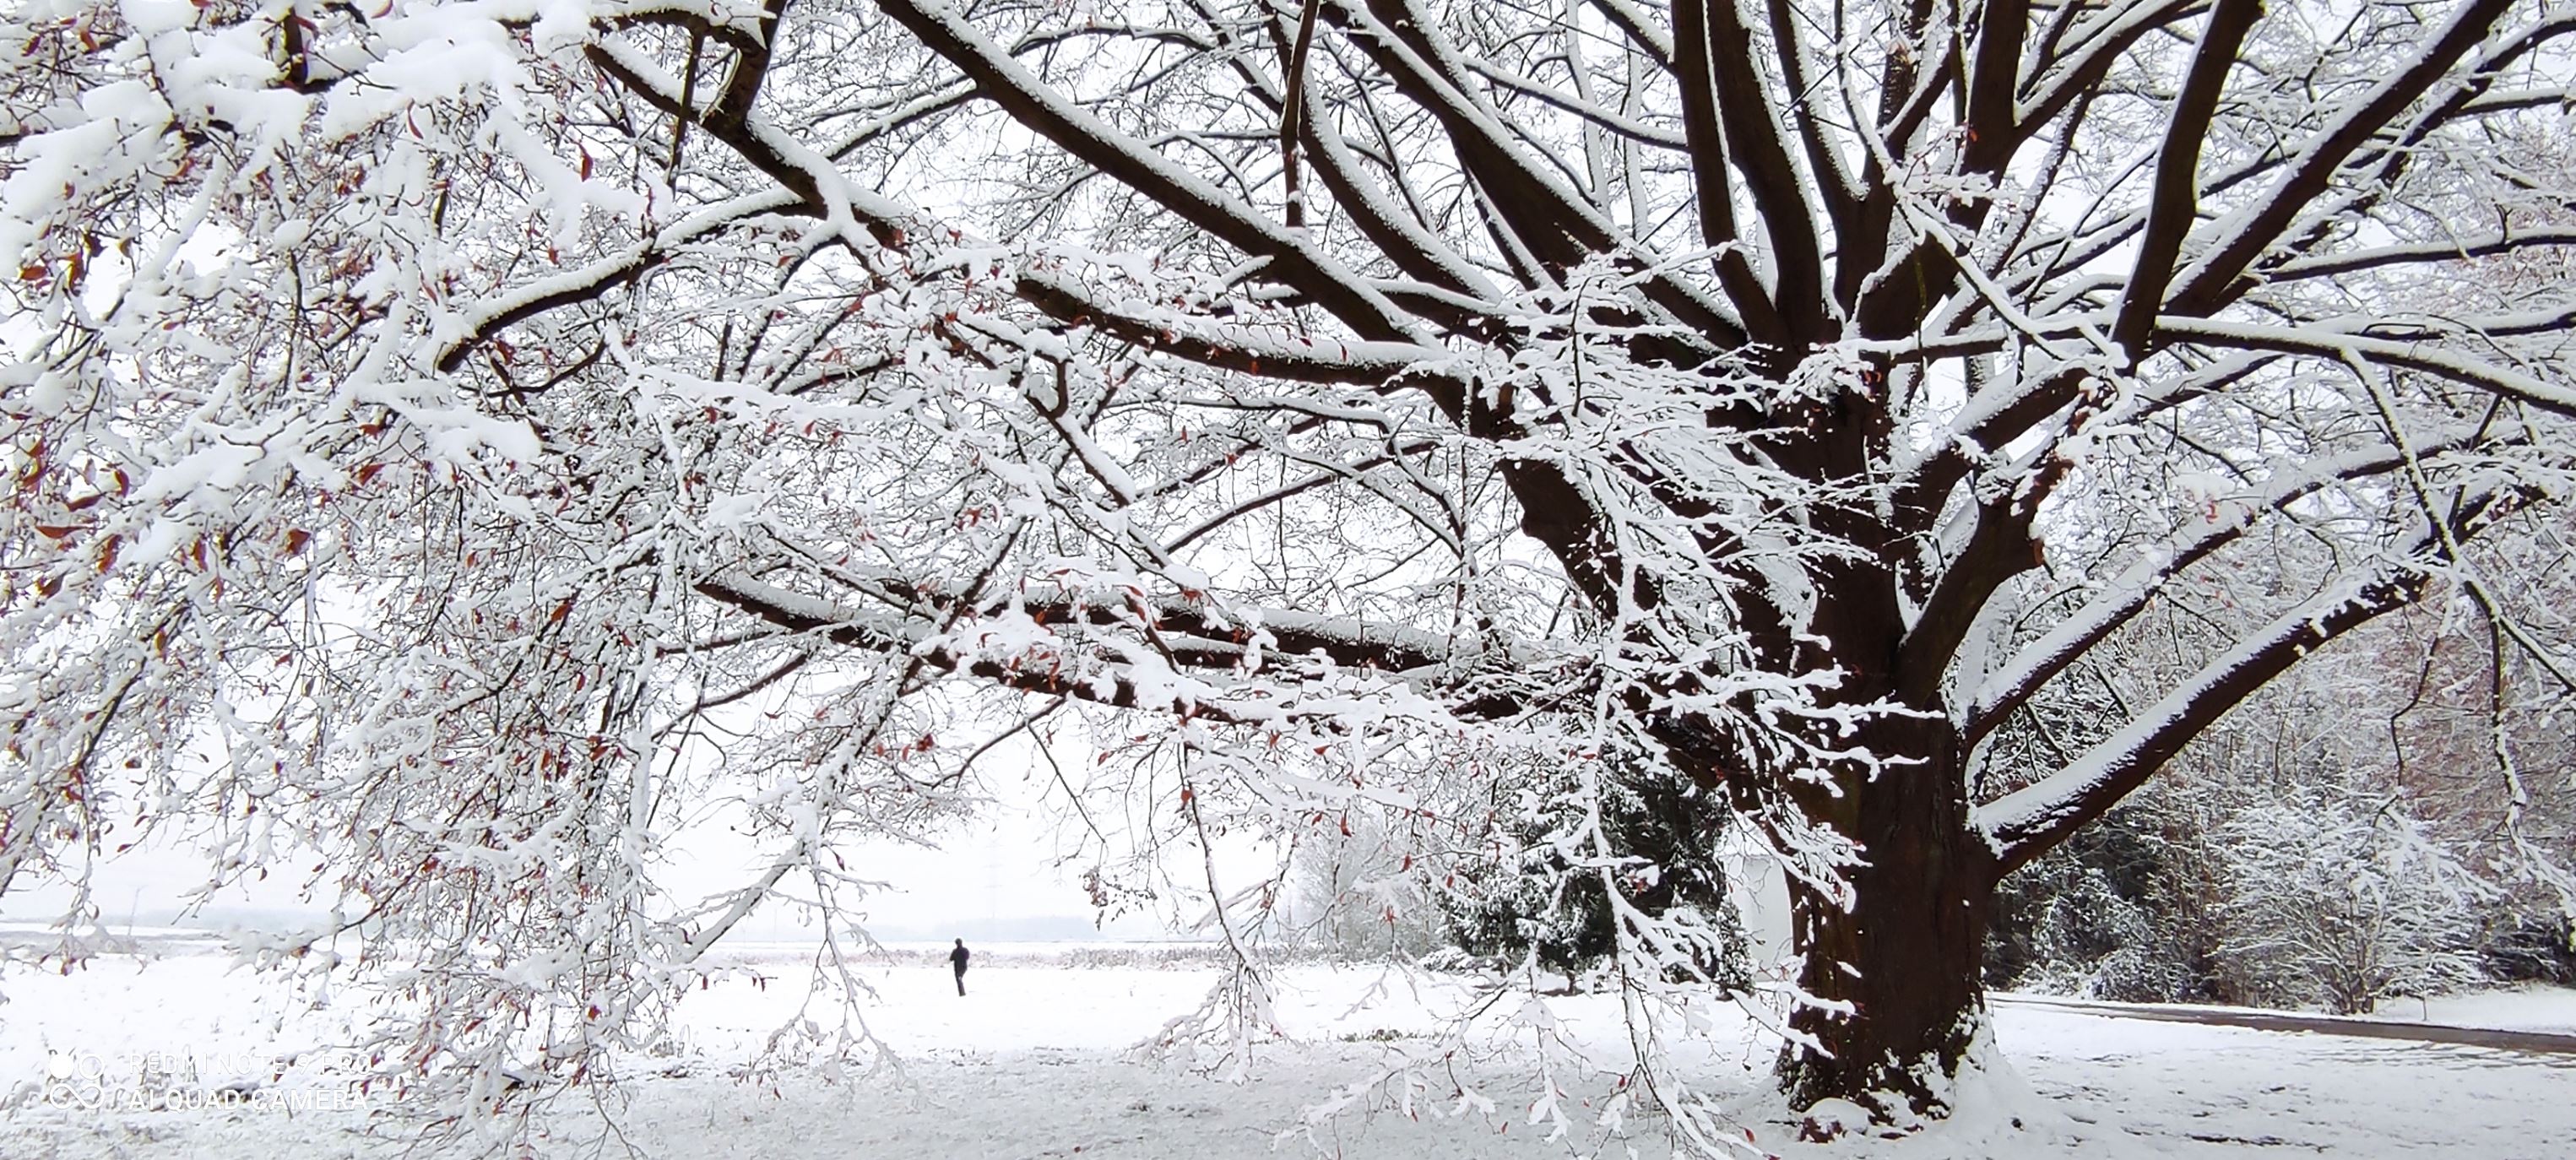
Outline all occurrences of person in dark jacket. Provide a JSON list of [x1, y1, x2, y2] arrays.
[[949, 938, 970, 996]]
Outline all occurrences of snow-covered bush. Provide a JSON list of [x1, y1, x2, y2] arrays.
[[1993, 774, 2492, 1013], [2482, 912, 2576, 985], [1996, 860, 2183, 1000], [1440, 766, 1749, 993], [1984, 581, 2573, 1011], [1967, 762, 2493, 1016], [2213, 788, 2488, 1014]]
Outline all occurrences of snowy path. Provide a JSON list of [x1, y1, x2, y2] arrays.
[[3, 952, 2572, 1157], [1998, 993, 2576, 1055]]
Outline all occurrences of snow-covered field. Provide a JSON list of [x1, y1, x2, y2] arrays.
[[2, 936, 2570, 1158]]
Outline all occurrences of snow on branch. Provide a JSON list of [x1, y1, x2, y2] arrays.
[[878, 0, 1426, 343], [694, 572, 1547, 724], [2161, 0, 2519, 315], [2160, 317, 2576, 420], [1962, 433, 2504, 745], [1010, 269, 1461, 387], [1977, 556, 2439, 869]]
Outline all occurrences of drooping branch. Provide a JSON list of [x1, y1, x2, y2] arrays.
[[1162, 440, 1454, 556], [430, 194, 800, 373]]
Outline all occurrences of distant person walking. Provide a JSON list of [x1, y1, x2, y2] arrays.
[[950, 938, 970, 996]]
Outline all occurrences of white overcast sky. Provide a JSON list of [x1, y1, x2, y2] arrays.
[[0, 738, 1192, 945]]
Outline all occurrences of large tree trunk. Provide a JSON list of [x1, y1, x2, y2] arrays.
[[1774, 734, 1997, 1118]]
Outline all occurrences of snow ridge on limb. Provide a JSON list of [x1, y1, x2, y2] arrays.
[[1976, 530, 2468, 870], [2156, 317, 2576, 419], [1961, 432, 2510, 745], [693, 571, 1548, 723], [1007, 268, 1459, 387]]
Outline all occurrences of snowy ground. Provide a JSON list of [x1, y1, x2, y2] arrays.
[[2, 935, 2570, 1158]]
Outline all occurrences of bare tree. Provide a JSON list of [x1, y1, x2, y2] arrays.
[[7, 0, 2576, 1130]]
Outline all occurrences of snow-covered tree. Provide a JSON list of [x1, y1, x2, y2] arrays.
[[1284, 810, 1443, 957], [8, 0, 2576, 1130]]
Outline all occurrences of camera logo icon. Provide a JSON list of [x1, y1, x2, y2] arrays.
[[41, 1050, 108, 1109]]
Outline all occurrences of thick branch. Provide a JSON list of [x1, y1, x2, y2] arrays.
[[1978, 559, 2433, 871], [1962, 436, 2494, 747], [2112, 0, 2263, 355], [2161, 0, 2517, 315], [2161, 316, 2576, 420], [1012, 270, 1456, 387], [1960, 0, 2032, 175], [1330, 0, 1751, 353], [1670, 0, 1787, 347], [1682, 0, 1828, 339], [2262, 229, 2576, 281], [694, 573, 1535, 722]]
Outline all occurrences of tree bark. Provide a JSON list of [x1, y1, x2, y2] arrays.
[[1774, 733, 1997, 1117]]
